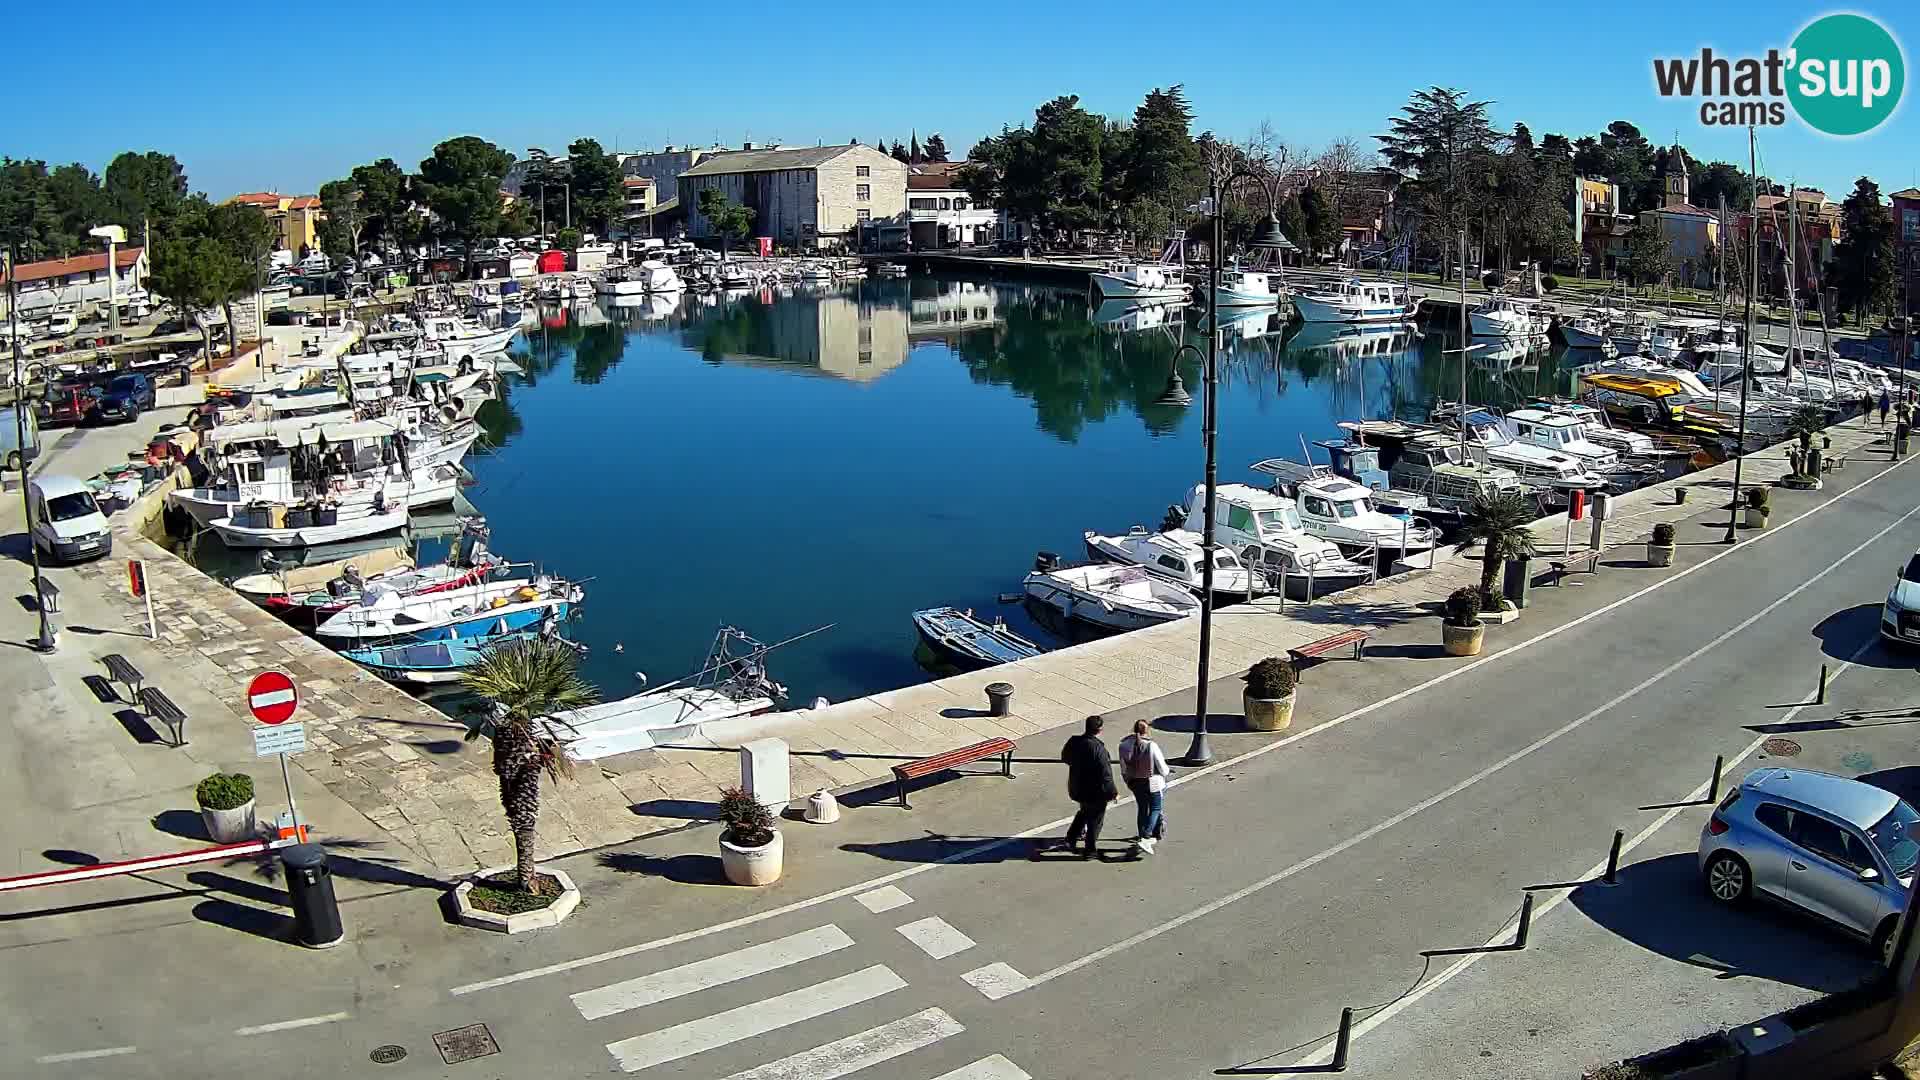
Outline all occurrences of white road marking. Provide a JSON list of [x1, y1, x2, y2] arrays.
[[895, 915, 976, 959], [960, 962, 1033, 1000], [573, 925, 854, 1021], [1018, 500, 1920, 994], [717, 1006, 962, 1080], [1288, 641, 1876, 1068], [448, 446, 1911, 997], [853, 885, 914, 913], [233, 1011, 351, 1036], [604, 964, 906, 1074], [35, 1046, 137, 1064], [933, 1054, 1035, 1080]]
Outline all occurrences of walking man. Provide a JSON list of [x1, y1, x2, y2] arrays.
[[1880, 389, 1892, 426], [1862, 389, 1876, 419], [1057, 715, 1116, 859], [1117, 719, 1170, 856]]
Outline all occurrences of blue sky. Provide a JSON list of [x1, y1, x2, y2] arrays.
[[11, 1, 1915, 201]]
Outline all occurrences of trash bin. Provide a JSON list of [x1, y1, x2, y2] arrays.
[[1502, 556, 1532, 610], [280, 844, 344, 948], [985, 682, 1015, 717], [1674, 487, 1689, 505]]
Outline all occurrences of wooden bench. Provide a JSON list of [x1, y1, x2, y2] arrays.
[[891, 737, 1016, 809], [1286, 629, 1370, 675], [138, 686, 188, 748], [1548, 550, 1601, 584], [101, 653, 145, 701]]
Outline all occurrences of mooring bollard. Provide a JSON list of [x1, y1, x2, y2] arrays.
[[1603, 829, 1624, 885], [1817, 663, 1830, 705], [1708, 754, 1725, 802], [1331, 1007, 1355, 1071], [1675, 486, 1689, 505], [1513, 892, 1535, 949]]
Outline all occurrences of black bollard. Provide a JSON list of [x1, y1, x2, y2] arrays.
[[280, 844, 345, 948]]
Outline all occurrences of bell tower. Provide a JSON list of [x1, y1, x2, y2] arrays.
[[1664, 143, 1691, 208]]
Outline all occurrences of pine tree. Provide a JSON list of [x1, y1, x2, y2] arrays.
[[909, 131, 922, 164], [924, 133, 950, 163], [1833, 177, 1896, 324]]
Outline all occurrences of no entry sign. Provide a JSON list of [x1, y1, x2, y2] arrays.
[[247, 670, 299, 725]]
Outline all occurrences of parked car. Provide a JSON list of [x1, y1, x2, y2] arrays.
[[1881, 552, 1920, 644], [38, 379, 98, 427], [1699, 768, 1920, 963], [27, 474, 112, 563], [0, 403, 40, 471], [87, 372, 154, 424]]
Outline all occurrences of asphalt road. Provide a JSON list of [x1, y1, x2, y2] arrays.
[[6, 435, 1920, 1079]]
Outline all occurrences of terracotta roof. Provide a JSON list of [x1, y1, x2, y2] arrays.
[[623, 177, 654, 188], [1890, 187, 1920, 200], [286, 195, 321, 210], [1650, 202, 1715, 218], [2, 246, 144, 285], [230, 192, 283, 207], [907, 173, 962, 191]]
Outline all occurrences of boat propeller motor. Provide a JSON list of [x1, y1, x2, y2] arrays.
[[1033, 551, 1062, 573]]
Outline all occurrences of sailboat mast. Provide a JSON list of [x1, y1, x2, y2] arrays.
[[1785, 186, 1800, 383], [1457, 226, 1469, 457], [1716, 194, 1728, 412], [1723, 124, 1758, 540]]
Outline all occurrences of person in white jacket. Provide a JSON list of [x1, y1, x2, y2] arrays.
[[1116, 719, 1170, 855]]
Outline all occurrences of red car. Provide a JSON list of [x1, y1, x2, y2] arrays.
[[38, 382, 97, 427]]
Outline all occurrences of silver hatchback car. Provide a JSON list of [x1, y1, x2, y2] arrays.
[[1698, 768, 1920, 963]]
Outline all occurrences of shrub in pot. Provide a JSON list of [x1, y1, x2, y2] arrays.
[[1648, 522, 1677, 567], [1442, 587, 1486, 656], [1743, 486, 1770, 529], [717, 785, 783, 886], [196, 772, 257, 843], [1241, 656, 1298, 733]]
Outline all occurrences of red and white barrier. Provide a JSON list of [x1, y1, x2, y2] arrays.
[[0, 833, 304, 893]]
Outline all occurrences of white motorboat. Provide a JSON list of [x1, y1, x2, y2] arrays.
[[173, 417, 471, 528], [1334, 423, 1531, 515], [800, 262, 836, 282], [568, 275, 597, 300], [1522, 402, 1677, 464], [1083, 527, 1256, 598], [1248, 463, 1441, 557], [1023, 557, 1201, 632], [419, 316, 519, 357], [313, 575, 583, 643], [1090, 261, 1187, 302], [1179, 483, 1373, 598], [1090, 299, 1186, 332], [1291, 278, 1417, 323], [210, 502, 412, 549], [1503, 407, 1655, 492], [635, 259, 685, 293], [599, 267, 648, 296], [1438, 406, 1605, 495], [542, 626, 786, 761], [537, 277, 566, 301], [1212, 267, 1281, 308], [1559, 313, 1610, 350], [1469, 295, 1544, 339]]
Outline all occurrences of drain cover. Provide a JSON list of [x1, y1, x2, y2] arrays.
[[369, 1045, 407, 1065], [1762, 737, 1803, 757], [433, 1023, 499, 1064]]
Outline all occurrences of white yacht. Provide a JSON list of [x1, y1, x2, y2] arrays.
[[1291, 278, 1417, 323], [1442, 408, 1604, 495], [1247, 463, 1441, 558], [1178, 483, 1373, 598], [635, 259, 685, 293], [1503, 407, 1654, 491], [1023, 558, 1200, 632], [209, 502, 413, 549], [1083, 527, 1257, 599], [1468, 295, 1545, 339], [598, 266, 648, 296], [1523, 402, 1674, 464]]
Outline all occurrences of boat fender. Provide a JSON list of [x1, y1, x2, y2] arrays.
[[490, 597, 510, 609], [515, 586, 538, 602]]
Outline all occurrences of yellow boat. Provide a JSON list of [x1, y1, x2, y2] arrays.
[[1579, 372, 1692, 428]]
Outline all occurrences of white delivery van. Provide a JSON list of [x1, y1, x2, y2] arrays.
[[28, 475, 112, 563]]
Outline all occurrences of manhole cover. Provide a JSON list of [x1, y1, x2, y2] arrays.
[[433, 1023, 499, 1065], [369, 1045, 407, 1065], [1763, 738, 1803, 757]]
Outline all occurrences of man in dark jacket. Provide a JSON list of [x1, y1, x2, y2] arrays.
[[1058, 714, 1117, 858]]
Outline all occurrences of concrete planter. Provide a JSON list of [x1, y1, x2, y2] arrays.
[[1744, 506, 1770, 529], [1648, 542, 1676, 567], [1443, 622, 1485, 657], [1243, 690, 1295, 733], [450, 866, 582, 934], [720, 829, 783, 886], [200, 799, 257, 844]]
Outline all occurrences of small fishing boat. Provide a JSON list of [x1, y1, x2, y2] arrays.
[[1291, 278, 1417, 323], [874, 262, 909, 277], [543, 627, 794, 762], [912, 607, 1043, 669], [1212, 267, 1281, 308], [312, 575, 583, 644], [1248, 463, 1442, 558], [250, 520, 500, 624], [1468, 295, 1545, 339], [1083, 527, 1257, 599], [209, 502, 412, 549], [341, 626, 553, 685], [1023, 554, 1201, 632]]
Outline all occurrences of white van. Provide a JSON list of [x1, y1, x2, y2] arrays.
[[28, 475, 112, 563]]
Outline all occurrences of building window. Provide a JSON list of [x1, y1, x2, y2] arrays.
[[857, 165, 870, 177], [939, 198, 950, 211], [954, 198, 968, 211], [857, 209, 871, 222], [910, 198, 938, 210], [856, 185, 871, 201]]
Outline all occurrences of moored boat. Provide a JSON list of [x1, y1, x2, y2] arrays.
[[1083, 527, 1257, 599], [1023, 555, 1201, 631], [912, 607, 1043, 669]]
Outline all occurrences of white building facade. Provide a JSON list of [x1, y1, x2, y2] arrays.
[[679, 145, 907, 251], [906, 165, 998, 248]]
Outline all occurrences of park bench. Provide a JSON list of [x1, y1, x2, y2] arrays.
[[100, 653, 144, 701], [891, 737, 1016, 809], [1286, 629, 1371, 677], [137, 686, 188, 748], [1548, 550, 1601, 584]]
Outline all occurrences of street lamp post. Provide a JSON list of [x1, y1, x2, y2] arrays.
[[1176, 165, 1294, 767]]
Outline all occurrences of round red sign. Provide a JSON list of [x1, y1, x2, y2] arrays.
[[246, 670, 299, 725]]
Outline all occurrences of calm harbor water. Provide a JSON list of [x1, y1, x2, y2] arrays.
[[182, 274, 1584, 707]]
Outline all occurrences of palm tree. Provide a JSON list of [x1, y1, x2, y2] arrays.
[[461, 638, 598, 893], [1455, 490, 1538, 605]]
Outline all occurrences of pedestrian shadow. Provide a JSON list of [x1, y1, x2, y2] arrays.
[[1568, 853, 1878, 992], [1814, 605, 1906, 668], [597, 851, 728, 885], [842, 832, 1035, 865]]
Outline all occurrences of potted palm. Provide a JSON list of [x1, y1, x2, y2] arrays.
[[196, 772, 256, 843], [1442, 587, 1485, 656], [1648, 522, 1677, 567], [453, 637, 597, 932], [1743, 486, 1770, 529], [1457, 491, 1536, 621], [1241, 656, 1298, 733], [718, 785, 783, 886]]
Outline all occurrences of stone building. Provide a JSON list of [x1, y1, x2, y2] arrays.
[[678, 145, 907, 251]]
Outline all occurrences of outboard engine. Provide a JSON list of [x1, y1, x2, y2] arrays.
[[1033, 551, 1061, 573], [456, 520, 491, 567]]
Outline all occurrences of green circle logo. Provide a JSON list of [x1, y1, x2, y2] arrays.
[[1788, 13, 1905, 136]]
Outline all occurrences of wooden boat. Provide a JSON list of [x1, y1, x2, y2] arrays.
[[341, 628, 548, 685], [912, 606, 1043, 670]]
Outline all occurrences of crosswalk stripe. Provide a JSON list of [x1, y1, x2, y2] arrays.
[[895, 915, 975, 959], [717, 1007, 962, 1080], [852, 885, 913, 913], [574, 925, 855, 1020], [605, 964, 907, 1074], [932, 1054, 1034, 1080]]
